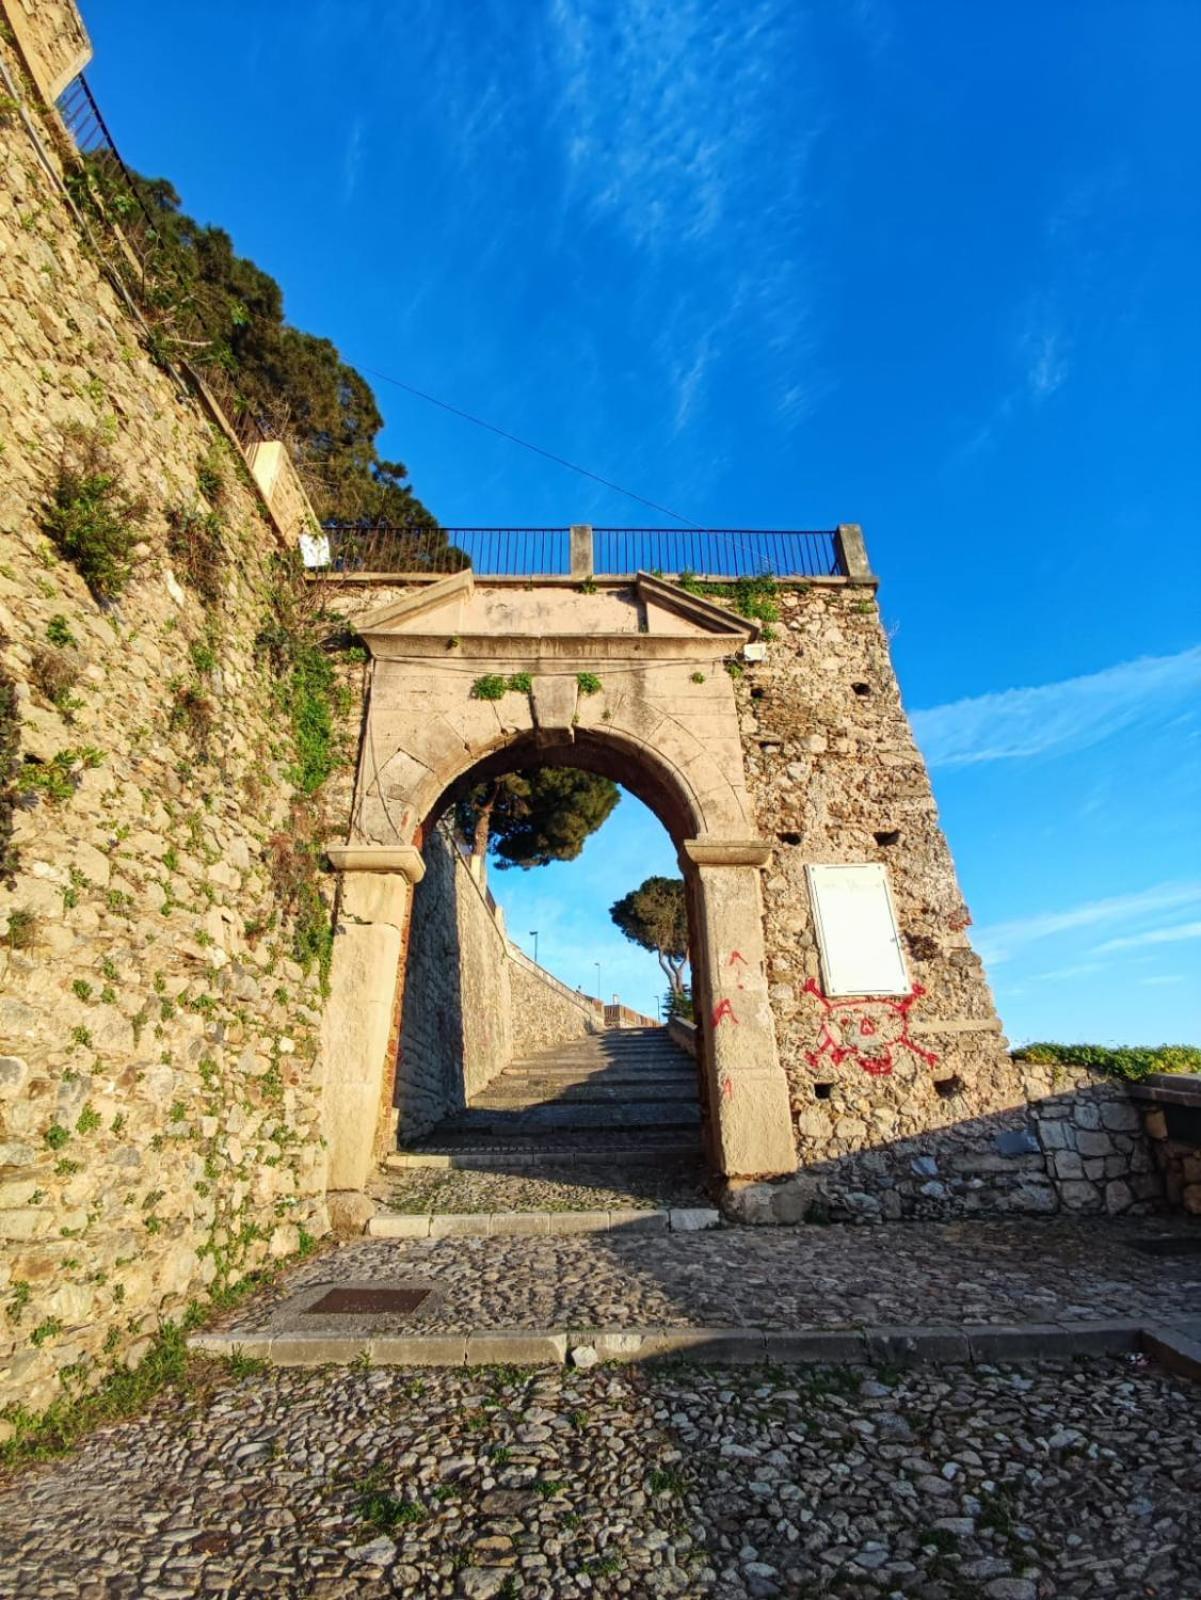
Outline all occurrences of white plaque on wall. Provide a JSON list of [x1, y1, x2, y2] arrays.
[[806, 863, 910, 997]]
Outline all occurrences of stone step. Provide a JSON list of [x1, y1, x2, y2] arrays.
[[509, 1052, 685, 1070], [474, 1082, 698, 1106], [386, 1138, 704, 1169], [442, 1103, 702, 1134]]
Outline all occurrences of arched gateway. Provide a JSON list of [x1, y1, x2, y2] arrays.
[[316, 524, 1021, 1218], [319, 564, 797, 1191]]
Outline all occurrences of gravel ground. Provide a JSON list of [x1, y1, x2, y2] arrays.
[[1, 1357, 1197, 1599], [211, 1217, 1201, 1337], [369, 1163, 712, 1215]]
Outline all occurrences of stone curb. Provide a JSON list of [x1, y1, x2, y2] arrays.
[[188, 1317, 1148, 1370], [367, 1208, 721, 1238], [1140, 1324, 1201, 1384]]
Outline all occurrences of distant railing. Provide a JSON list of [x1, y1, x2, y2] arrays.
[[318, 523, 843, 579]]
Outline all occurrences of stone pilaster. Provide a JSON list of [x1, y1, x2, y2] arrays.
[[320, 847, 424, 1193], [683, 841, 796, 1177]]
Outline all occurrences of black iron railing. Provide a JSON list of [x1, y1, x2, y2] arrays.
[[319, 524, 842, 578], [56, 76, 159, 265], [322, 526, 569, 576], [592, 527, 840, 578]]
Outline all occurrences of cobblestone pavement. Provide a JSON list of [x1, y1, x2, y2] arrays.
[[212, 1217, 1201, 1337], [1, 1357, 1198, 1598], [369, 1162, 712, 1216]]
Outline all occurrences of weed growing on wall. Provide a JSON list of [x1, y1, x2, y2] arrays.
[[165, 505, 225, 607], [42, 424, 149, 601], [0, 646, 18, 880], [677, 571, 781, 638], [29, 647, 82, 717], [266, 807, 334, 991], [256, 559, 346, 795], [471, 673, 537, 701]]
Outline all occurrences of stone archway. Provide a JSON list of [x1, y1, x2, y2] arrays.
[[318, 569, 797, 1199]]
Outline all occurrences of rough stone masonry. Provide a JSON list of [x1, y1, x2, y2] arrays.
[[0, 0, 1184, 1428]]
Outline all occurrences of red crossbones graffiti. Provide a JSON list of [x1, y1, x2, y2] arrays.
[[802, 978, 938, 1077]]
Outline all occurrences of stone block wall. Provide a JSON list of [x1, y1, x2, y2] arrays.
[[0, 80, 336, 1411], [396, 828, 597, 1140]]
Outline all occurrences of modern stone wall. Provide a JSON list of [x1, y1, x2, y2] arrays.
[[395, 829, 597, 1141], [0, 74, 335, 1411]]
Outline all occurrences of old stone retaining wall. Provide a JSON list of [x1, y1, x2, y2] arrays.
[[737, 583, 1031, 1203], [509, 950, 599, 1060], [726, 1058, 1170, 1224], [0, 74, 338, 1411], [395, 828, 597, 1140]]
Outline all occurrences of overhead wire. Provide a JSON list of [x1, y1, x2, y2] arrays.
[[355, 362, 704, 530]]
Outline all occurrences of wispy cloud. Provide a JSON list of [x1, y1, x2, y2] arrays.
[[912, 646, 1201, 768], [547, 0, 826, 430], [1094, 920, 1201, 956], [550, 0, 784, 247], [1023, 324, 1069, 400], [342, 116, 366, 204], [975, 881, 1201, 966]]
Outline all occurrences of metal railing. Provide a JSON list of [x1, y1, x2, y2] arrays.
[[56, 76, 159, 269], [319, 524, 843, 578], [55, 76, 276, 453], [593, 527, 841, 578], [322, 525, 569, 575]]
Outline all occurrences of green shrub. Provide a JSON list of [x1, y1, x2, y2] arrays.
[[45, 616, 78, 649], [43, 426, 149, 600], [471, 674, 508, 701], [16, 747, 102, 805], [576, 672, 602, 695], [1013, 1042, 1201, 1081]]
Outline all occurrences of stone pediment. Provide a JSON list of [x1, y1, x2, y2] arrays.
[[355, 569, 757, 656]]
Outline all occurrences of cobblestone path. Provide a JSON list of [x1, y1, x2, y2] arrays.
[[212, 1216, 1200, 1337], [1, 1357, 1198, 1598], [369, 1160, 711, 1216]]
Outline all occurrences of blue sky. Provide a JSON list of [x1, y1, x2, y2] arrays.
[[82, 0, 1200, 1040]]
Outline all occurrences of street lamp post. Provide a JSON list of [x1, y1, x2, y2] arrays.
[[594, 961, 601, 999], [529, 929, 539, 964]]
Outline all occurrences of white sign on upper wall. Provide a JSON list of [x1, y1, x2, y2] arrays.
[[806, 864, 910, 997]]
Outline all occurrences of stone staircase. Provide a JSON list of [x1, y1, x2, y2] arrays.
[[390, 1027, 703, 1168]]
